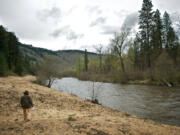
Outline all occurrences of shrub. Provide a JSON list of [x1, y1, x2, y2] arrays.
[[127, 70, 145, 81], [68, 115, 76, 121], [154, 51, 176, 83], [118, 72, 129, 84]]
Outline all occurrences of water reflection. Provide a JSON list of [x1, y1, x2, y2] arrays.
[[52, 77, 180, 126]]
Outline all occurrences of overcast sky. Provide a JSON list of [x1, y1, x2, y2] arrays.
[[0, 0, 180, 51]]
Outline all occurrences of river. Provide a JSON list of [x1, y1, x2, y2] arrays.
[[51, 77, 180, 126]]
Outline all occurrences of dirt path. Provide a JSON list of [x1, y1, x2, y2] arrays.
[[0, 76, 179, 135]]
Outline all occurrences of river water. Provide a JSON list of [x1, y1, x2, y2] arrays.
[[51, 77, 180, 126]]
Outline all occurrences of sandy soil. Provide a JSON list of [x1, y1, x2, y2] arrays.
[[0, 76, 179, 135]]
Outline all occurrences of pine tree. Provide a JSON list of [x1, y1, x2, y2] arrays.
[[151, 9, 163, 60], [139, 0, 154, 68], [0, 26, 8, 58], [162, 11, 172, 48], [0, 53, 8, 76], [0, 25, 26, 75], [133, 33, 141, 70], [15, 52, 23, 75], [163, 11, 179, 64], [7, 32, 19, 70]]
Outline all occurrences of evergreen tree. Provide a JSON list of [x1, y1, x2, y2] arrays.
[[7, 32, 19, 70], [162, 11, 172, 48], [84, 49, 88, 72], [0, 25, 26, 76], [139, 0, 154, 68], [151, 9, 163, 60], [133, 33, 141, 70], [163, 11, 179, 64], [15, 52, 23, 75], [0, 26, 8, 57], [0, 53, 8, 76]]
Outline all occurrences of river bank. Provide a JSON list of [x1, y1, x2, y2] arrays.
[[75, 76, 177, 87], [0, 76, 180, 135], [72, 73, 179, 87]]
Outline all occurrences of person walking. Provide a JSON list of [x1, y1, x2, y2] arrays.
[[20, 90, 33, 121]]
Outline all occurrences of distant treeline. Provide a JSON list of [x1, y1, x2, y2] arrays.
[[0, 25, 31, 76], [20, 44, 57, 57]]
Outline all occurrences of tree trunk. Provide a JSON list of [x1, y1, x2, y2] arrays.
[[120, 56, 125, 73], [99, 54, 102, 73], [47, 79, 51, 88]]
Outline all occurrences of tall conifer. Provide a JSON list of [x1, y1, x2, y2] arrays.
[[139, 0, 154, 68]]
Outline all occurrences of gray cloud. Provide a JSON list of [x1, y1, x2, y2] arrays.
[[101, 26, 121, 35], [171, 12, 180, 25], [121, 12, 138, 29], [37, 7, 61, 22], [114, 10, 129, 18], [66, 6, 77, 16], [0, 0, 52, 40], [90, 17, 106, 27], [155, 0, 180, 12], [101, 12, 138, 35], [86, 6, 102, 15], [171, 12, 180, 37], [66, 31, 84, 40], [50, 25, 70, 37], [51, 26, 84, 40]]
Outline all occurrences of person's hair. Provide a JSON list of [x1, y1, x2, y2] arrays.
[[24, 90, 29, 95]]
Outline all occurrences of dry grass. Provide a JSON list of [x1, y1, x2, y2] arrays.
[[0, 76, 179, 135]]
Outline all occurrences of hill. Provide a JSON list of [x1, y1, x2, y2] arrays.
[[0, 76, 180, 135], [19, 43, 97, 70]]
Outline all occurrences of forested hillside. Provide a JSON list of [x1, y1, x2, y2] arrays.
[[19, 43, 96, 70], [0, 25, 97, 77], [0, 26, 30, 76]]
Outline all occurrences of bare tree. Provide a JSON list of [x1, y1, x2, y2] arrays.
[[88, 75, 103, 104], [94, 44, 103, 73], [110, 26, 130, 73], [36, 55, 61, 88]]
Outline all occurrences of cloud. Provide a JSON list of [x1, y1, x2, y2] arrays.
[[171, 12, 180, 24], [114, 10, 129, 18], [37, 7, 61, 22], [171, 12, 180, 37], [86, 6, 102, 15], [121, 12, 138, 29], [50, 26, 84, 40], [101, 25, 121, 35], [50, 25, 70, 37], [90, 17, 106, 27], [155, 0, 180, 12], [101, 12, 138, 35], [0, 0, 53, 40], [1, 0, 179, 51], [66, 31, 84, 40]]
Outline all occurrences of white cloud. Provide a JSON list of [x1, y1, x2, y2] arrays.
[[154, 0, 180, 13], [0, 0, 179, 51], [90, 17, 106, 27], [37, 7, 61, 22]]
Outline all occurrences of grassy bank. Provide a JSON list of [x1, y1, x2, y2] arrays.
[[0, 76, 180, 135], [61, 70, 180, 87]]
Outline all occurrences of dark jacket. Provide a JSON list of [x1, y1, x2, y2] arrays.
[[20, 95, 33, 109]]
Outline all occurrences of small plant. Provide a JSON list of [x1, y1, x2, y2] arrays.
[[68, 115, 76, 121]]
